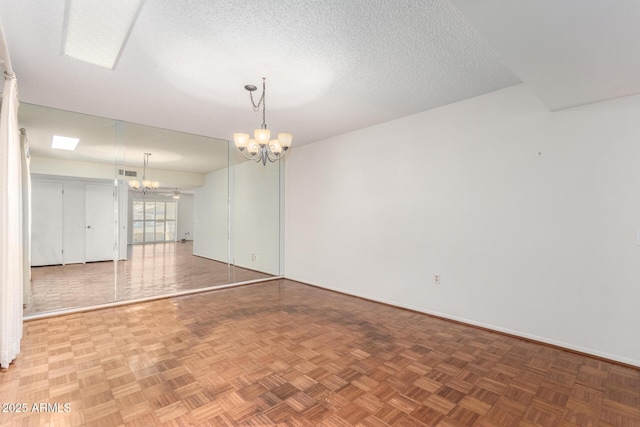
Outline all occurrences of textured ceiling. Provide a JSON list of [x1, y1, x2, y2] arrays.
[[1, 0, 638, 162], [0, 0, 520, 146]]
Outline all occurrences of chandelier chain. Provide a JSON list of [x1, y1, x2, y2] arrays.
[[129, 152, 159, 192], [248, 91, 263, 112], [248, 78, 267, 128], [143, 152, 150, 179]]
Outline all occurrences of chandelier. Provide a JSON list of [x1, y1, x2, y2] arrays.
[[233, 78, 292, 165], [128, 152, 159, 193]]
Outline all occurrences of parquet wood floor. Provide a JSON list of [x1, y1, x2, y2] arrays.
[[3, 280, 638, 426], [26, 242, 273, 315]]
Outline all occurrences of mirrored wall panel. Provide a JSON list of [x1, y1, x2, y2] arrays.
[[20, 104, 281, 316], [230, 147, 282, 279]]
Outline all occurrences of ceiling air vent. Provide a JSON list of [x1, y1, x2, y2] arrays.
[[118, 169, 137, 177]]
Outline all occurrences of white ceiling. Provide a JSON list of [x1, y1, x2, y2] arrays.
[[1, 0, 639, 158], [451, 0, 640, 111]]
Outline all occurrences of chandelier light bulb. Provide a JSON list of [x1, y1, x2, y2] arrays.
[[277, 133, 292, 149], [270, 140, 282, 154], [254, 129, 270, 146], [234, 133, 249, 149]]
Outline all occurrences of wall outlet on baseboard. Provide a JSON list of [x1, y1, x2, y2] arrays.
[[434, 274, 440, 284], [252, 253, 258, 262]]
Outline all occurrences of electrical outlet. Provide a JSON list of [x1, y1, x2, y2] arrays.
[[434, 274, 440, 284], [252, 253, 258, 262]]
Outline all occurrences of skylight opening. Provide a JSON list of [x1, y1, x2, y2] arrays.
[[51, 135, 80, 151], [62, 0, 145, 69]]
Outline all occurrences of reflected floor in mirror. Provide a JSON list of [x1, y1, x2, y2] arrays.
[[26, 242, 273, 315]]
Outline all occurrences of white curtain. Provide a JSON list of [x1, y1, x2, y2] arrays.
[[0, 21, 23, 368]]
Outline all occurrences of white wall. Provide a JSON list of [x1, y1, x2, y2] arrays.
[[192, 160, 281, 275], [232, 160, 280, 275], [31, 157, 116, 180], [117, 182, 128, 260], [193, 168, 228, 262], [31, 157, 205, 188], [284, 84, 640, 366], [177, 193, 194, 241]]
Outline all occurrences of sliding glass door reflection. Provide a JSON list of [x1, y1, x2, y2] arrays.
[[132, 199, 178, 243]]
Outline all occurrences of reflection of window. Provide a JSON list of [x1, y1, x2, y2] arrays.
[[132, 200, 177, 244]]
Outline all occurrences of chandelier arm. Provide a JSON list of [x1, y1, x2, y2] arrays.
[[266, 149, 285, 162], [240, 149, 260, 162]]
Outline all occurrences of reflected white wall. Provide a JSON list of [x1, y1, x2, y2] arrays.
[[193, 159, 281, 275], [177, 193, 194, 241], [232, 160, 280, 275], [193, 168, 228, 262]]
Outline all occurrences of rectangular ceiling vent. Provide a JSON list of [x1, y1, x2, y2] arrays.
[[118, 169, 137, 177]]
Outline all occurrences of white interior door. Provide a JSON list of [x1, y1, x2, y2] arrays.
[[85, 184, 115, 262], [31, 181, 63, 266]]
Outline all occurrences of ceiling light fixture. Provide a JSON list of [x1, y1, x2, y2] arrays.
[[62, 0, 145, 69], [233, 78, 292, 166], [129, 153, 159, 193], [51, 135, 80, 151]]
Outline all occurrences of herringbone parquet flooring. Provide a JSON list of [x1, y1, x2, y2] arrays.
[[2, 280, 638, 426]]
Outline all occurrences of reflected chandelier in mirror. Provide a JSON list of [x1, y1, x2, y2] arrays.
[[129, 152, 159, 193]]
